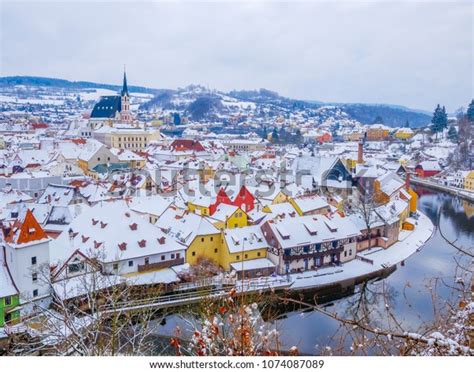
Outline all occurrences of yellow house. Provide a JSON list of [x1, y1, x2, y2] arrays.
[[188, 196, 212, 216], [93, 126, 161, 151], [220, 226, 268, 271], [160, 211, 222, 266], [343, 157, 358, 172], [186, 231, 223, 266], [464, 171, 474, 191], [407, 188, 418, 213], [110, 148, 146, 169], [289, 196, 329, 216], [208, 204, 248, 230], [394, 128, 415, 140], [271, 190, 289, 204]]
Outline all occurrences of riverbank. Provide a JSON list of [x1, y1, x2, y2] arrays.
[[410, 177, 474, 202], [288, 211, 435, 290]]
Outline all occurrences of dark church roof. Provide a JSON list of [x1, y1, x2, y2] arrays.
[[121, 71, 129, 97], [90, 96, 122, 119]]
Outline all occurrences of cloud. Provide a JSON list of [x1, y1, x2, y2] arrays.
[[0, 1, 472, 111]]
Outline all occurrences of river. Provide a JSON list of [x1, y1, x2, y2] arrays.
[[151, 186, 473, 355], [275, 186, 474, 354]]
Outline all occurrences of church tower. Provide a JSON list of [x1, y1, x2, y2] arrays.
[[119, 68, 133, 122]]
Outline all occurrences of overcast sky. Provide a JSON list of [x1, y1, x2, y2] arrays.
[[0, 0, 472, 111]]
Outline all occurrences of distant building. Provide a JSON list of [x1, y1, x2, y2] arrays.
[[93, 125, 160, 151], [90, 70, 133, 123], [366, 124, 391, 141]]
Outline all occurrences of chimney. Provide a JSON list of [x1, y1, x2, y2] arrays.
[[405, 171, 411, 191], [357, 140, 364, 164]]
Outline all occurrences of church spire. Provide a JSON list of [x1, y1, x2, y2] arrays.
[[121, 65, 129, 97]]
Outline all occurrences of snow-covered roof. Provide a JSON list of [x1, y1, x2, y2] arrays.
[[50, 200, 182, 265], [230, 258, 275, 272], [291, 195, 329, 213], [0, 186, 34, 210], [128, 195, 171, 218], [0, 252, 18, 298], [417, 161, 441, 171], [267, 214, 360, 249], [210, 203, 240, 222], [224, 225, 268, 253], [156, 208, 220, 246]]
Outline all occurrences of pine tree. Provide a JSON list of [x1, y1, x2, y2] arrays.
[[467, 99, 474, 122], [441, 106, 448, 130], [173, 112, 181, 125], [262, 126, 268, 140], [404, 120, 410, 128], [279, 127, 286, 142], [295, 129, 303, 144], [373, 115, 384, 124], [447, 126, 458, 142], [431, 104, 445, 137], [271, 127, 279, 143]]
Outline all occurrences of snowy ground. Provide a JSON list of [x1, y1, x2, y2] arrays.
[[288, 212, 434, 290]]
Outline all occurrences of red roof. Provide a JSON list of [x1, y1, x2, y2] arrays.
[[71, 138, 87, 145], [170, 139, 205, 152], [31, 123, 49, 129], [3, 209, 48, 245], [233, 186, 255, 212]]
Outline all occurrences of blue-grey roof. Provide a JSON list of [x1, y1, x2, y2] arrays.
[[90, 96, 122, 118]]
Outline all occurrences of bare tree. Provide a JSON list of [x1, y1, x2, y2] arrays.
[[7, 262, 164, 356]]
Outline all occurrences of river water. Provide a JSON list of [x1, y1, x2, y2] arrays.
[[275, 186, 474, 354]]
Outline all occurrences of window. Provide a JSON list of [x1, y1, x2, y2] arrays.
[[332, 241, 338, 248], [32, 272, 38, 282], [161, 255, 165, 261], [257, 252, 261, 257], [5, 296, 12, 306], [113, 263, 119, 271], [201, 237, 205, 242], [31, 256, 37, 265], [303, 246, 310, 253], [315, 244, 321, 252], [145, 258, 149, 265], [97, 157, 101, 162], [68, 258, 84, 274], [214, 248, 218, 253], [171, 253, 175, 259], [244, 254, 248, 259], [33, 289, 38, 298], [192, 252, 196, 257], [210, 237, 213, 242], [284, 249, 291, 257], [236, 255, 240, 260], [128, 260, 133, 267], [176, 253, 181, 259]]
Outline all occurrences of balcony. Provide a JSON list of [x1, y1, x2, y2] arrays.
[[137, 257, 184, 273]]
